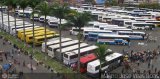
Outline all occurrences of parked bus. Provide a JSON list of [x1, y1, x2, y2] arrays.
[[145, 21, 160, 27], [16, 26, 40, 36], [87, 53, 123, 77], [47, 40, 79, 58], [118, 31, 146, 40], [34, 34, 59, 45], [55, 43, 89, 61], [83, 29, 112, 37], [18, 27, 44, 38], [63, 45, 98, 65], [79, 53, 97, 73], [10, 24, 36, 34], [131, 22, 155, 30], [97, 34, 130, 45], [25, 31, 55, 43], [20, 29, 49, 40], [41, 38, 72, 52]]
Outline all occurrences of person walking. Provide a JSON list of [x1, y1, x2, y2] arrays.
[[155, 67, 157, 73], [148, 62, 150, 68], [4, 52, 7, 60]]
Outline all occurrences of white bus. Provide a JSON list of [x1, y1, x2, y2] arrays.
[[10, 24, 34, 34], [39, 16, 50, 22], [131, 22, 155, 30], [55, 43, 89, 61], [41, 38, 72, 52], [83, 29, 112, 37], [118, 31, 146, 40], [97, 34, 130, 45], [145, 21, 160, 27], [47, 40, 79, 58], [63, 45, 98, 65], [87, 53, 123, 77]]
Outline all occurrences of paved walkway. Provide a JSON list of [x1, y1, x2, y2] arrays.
[[0, 37, 64, 79]]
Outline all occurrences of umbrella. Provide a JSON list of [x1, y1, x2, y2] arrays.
[[3, 64, 11, 71]]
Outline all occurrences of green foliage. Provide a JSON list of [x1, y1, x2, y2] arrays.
[[95, 44, 107, 61], [36, 1, 52, 16], [105, 0, 118, 7], [66, 11, 91, 29], [138, 3, 160, 9], [28, 0, 42, 9], [0, 0, 5, 6], [3, 0, 18, 9], [19, 0, 29, 9], [51, 3, 70, 19]]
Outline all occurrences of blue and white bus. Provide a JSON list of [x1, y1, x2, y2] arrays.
[[83, 29, 112, 38], [118, 31, 146, 40], [97, 34, 130, 45]]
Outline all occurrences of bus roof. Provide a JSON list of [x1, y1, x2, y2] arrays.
[[45, 38, 72, 45], [35, 34, 54, 39], [118, 31, 145, 34], [84, 29, 112, 33], [26, 31, 55, 36], [56, 43, 88, 53], [65, 45, 98, 56], [98, 34, 130, 38], [48, 40, 79, 48], [80, 53, 97, 64]]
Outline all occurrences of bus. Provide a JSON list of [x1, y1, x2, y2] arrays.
[[87, 53, 123, 77], [83, 29, 112, 37], [145, 21, 160, 27], [18, 27, 44, 38], [88, 32, 114, 41], [80, 53, 97, 73], [34, 34, 59, 45], [97, 34, 130, 45], [16, 26, 40, 35], [25, 31, 55, 43], [10, 24, 36, 35], [41, 38, 72, 52], [118, 31, 146, 40], [63, 45, 98, 66], [47, 40, 80, 58], [55, 43, 89, 61], [131, 22, 155, 30], [20, 29, 49, 40], [135, 18, 155, 22]]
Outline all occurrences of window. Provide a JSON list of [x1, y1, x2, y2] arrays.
[[48, 47, 52, 51], [70, 54, 78, 59], [64, 54, 68, 58]]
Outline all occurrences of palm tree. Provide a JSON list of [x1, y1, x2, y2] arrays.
[[28, 0, 42, 72], [36, 1, 51, 54], [95, 44, 107, 79], [51, 3, 70, 61], [4, 0, 13, 33], [66, 11, 91, 72], [0, 0, 5, 31], [10, 0, 18, 35], [19, 0, 29, 45]]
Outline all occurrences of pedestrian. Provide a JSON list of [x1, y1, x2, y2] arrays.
[[155, 67, 157, 73], [137, 60, 140, 66], [4, 52, 7, 60], [148, 62, 150, 68], [151, 64, 154, 69], [143, 70, 146, 74], [23, 61, 25, 67], [148, 70, 151, 74]]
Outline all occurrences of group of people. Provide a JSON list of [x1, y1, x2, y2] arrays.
[[123, 48, 160, 74]]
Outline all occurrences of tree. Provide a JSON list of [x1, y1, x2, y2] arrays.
[[9, 0, 18, 36], [36, 1, 51, 54], [105, 0, 118, 7], [4, 0, 13, 33], [51, 3, 70, 61], [28, 0, 42, 72], [19, 0, 29, 47], [66, 11, 91, 73], [0, 0, 5, 31], [95, 44, 108, 79]]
